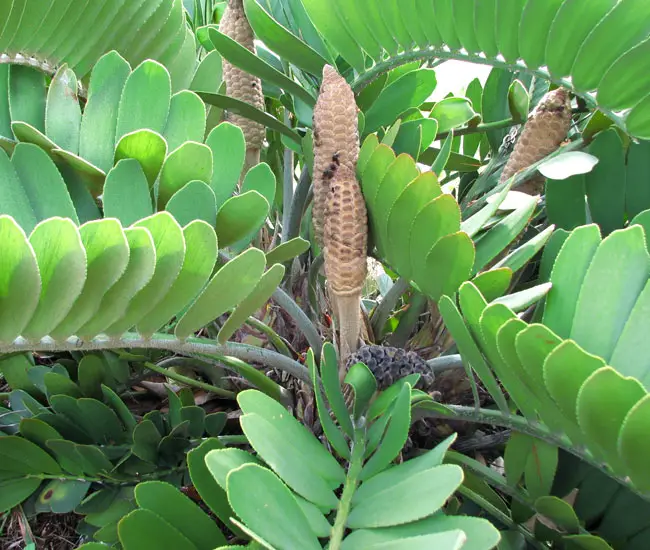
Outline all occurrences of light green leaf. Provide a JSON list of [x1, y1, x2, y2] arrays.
[[115, 60, 171, 141], [103, 159, 154, 226], [114, 129, 168, 189], [51, 219, 130, 339], [135, 481, 227, 549], [163, 90, 206, 152], [430, 98, 476, 134], [105, 213, 185, 337], [45, 65, 81, 154], [364, 70, 437, 134], [205, 122, 245, 207], [137, 220, 218, 336], [158, 141, 213, 208], [241, 163, 276, 208], [166, 181, 218, 227], [175, 248, 266, 339], [79, 51, 131, 173], [577, 367, 645, 475], [0, 216, 40, 343], [348, 464, 463, 529], [215, 190, 269, 248], [78, 227, 156, 338], [229, 469, 320, 547], [118, 509, 196, 550], [23, 218, 86, 340], [218, 264, 285, 343], [265, 237, 310, 266], [0, 147, 37, 232], [538, 152, 599, 180]]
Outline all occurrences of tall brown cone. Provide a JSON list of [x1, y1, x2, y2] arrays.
[[499, 87, 572, 195], [220, 0, 265, 176], [323, 164, 368, 371], [312, 65, 359, 247]]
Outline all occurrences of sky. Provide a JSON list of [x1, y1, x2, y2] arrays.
[[430, 60, 492, 101]]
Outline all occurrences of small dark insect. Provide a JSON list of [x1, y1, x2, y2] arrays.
[[251, 81, 257, 87], [332, 152, 341, 165], [323, 168, 335, 180]]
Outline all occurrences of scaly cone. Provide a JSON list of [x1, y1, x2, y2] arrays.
[[220, 0, 265, 178], [323, 164, 368, 373], [312, 65, 359, 247], [499, 87, 572, 195]]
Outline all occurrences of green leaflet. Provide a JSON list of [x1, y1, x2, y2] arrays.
[[114, 129, 168, 189], [50, 220, 130, 340], [364, 70, 437, 134], [105, 212, 185, 337], [166, 181, 217, 227], [205, 122, 245, 207], [157, 141, 213, 209], [0, 216, 40, 343], [134, 481, 227, 549], [175, 247, 266, 339], [137, 220, 218, 336], [23, 218, 87, 340], [218, 263, 285, 344], [163, 90, 207, 152], [103, 159, 154, 226], [77, 227, 156, 339], [115, 60, 171, 142], [45, 65, 81, 154], [215, 190, 270, 248]]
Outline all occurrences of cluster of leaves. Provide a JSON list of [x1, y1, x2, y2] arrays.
[[0, 350, 231, 546], [106, 344, 499, 550], [3, 1, 650, 549]]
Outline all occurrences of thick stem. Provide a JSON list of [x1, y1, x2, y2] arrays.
[[335, 293, 362, 368], [330, 424, 366, 549], [0, 333, 313, 387], [351, 49, 625, 131], [425, 354, 465, 373], [415, 404, 650, 503]]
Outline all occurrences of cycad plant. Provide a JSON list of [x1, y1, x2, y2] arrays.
[[2, 1, 650, 549]]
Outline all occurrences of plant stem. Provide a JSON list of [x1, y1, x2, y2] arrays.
[[370, 277, 410, 340], [425, 354, 464, 373], [416, 404, 650, 503], [281, 111, 295, 243], [330, 423, 366, 549], [272, 287, 322, 359], [143, 361, 235, 398], [436, 118, 518, 141], [351, 49, 625, 131], [244, 316, 293, 357], [0, 334, 314, 387], [308, 253, 324, 321], [285, 165, 311, 244], [201, 353, 292, 406]]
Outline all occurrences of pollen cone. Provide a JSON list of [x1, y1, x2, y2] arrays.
[[312, 65, 359, 247], [499, 87, 572, 195], [220, 0, 265, 175], [323, 164, 367, 369]]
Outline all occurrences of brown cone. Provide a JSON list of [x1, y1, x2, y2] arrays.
[[220, 0, 265, 171], [499, 87, 572, 195], [312, 65, 359, 247], [323, 164, 367, 366]]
